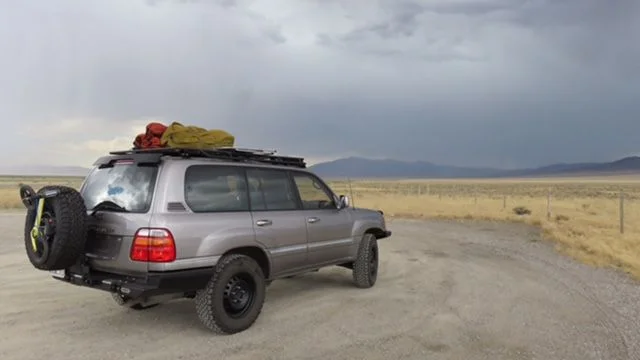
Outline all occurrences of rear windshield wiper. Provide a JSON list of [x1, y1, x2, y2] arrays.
[[90, 200, 129, 216]]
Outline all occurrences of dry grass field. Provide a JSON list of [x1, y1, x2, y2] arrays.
[[0, 176, 84, 210], [3, 175, 640, 281], [330, 176, 640, 281]]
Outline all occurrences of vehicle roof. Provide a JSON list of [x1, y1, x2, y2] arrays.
[[160, 155, 313, 172], [93, 147, 309, 172]]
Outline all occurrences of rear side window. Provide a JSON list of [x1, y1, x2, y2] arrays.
[[246, 168, 298, 211], [184, 165, 249, 213], [81, 163, 158, 213]]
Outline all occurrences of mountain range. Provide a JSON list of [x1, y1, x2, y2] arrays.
[[2, 156, 640, 179], [308, 156, 640, 179]]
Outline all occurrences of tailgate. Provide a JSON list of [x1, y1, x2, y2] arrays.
[[79, 158, 159, 277], [84, 212, 152, 276]]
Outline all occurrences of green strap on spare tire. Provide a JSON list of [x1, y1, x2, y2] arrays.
[[29, 197, 46, 252]]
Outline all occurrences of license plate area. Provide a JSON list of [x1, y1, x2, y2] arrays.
[[85, 232, 123, 260]]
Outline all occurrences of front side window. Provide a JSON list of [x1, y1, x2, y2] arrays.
[[246, 168, 298, 211], [184, 165, 249, 212], [291, 172, 336, 210], [81, 163, 158, 213]]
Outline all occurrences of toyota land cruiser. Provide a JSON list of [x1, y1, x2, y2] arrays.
[[25, 147, 391, 335]]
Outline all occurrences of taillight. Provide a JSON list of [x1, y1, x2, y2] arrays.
[[130, 228, 176, 263]]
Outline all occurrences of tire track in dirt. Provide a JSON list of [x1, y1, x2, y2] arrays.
[[458, 241, 632, 359]]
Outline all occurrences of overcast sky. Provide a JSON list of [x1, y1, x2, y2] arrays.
[[1, 0, 639, 169]]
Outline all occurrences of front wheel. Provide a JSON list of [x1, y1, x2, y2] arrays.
[[352, 233, 379, 288], [194, 254, 266, 335]]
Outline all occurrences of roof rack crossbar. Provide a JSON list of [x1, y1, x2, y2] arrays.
[[217, 147, 277, 155], [108, 147, 306, 168]]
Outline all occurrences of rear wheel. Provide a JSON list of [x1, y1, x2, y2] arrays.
[[194, 254, 266, 334]]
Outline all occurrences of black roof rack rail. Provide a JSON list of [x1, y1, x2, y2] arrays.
[[108, 147, 307, 168]]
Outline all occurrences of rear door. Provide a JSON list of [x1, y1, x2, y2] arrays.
[[246, 167, 309, 277], [152, 163, 257, 272], [290, 171, 354, 267], [80, 160, 158, 276]]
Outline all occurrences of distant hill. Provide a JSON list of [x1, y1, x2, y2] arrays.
[[309, 157, 503, 179], [0, 165, 90, 177], [496, 157, 640, 178], [309, 156, 640, 179], [4, 155, 640, 179]]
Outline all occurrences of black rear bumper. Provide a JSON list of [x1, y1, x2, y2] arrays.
[[51, 263, 214, 300]]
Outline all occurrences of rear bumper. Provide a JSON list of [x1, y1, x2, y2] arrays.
[[379, 230, 392, 239], [50, 263, 214, 300]]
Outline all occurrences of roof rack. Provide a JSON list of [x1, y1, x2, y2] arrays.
[[108, 147, 307, 168]]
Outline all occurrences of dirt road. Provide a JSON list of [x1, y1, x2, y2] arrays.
[[1, 213, 639, 360]]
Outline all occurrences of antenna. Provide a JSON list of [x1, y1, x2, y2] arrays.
[[347, 177, 356, 209]]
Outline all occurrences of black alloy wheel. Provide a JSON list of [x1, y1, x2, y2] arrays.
[[223, 273, 257, 318]]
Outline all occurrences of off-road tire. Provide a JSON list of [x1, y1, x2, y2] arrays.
[[194, 254, 266, 335], [111, 293, 160, 310], [23, 185, 88, 270], [352, 233, 379, 288]]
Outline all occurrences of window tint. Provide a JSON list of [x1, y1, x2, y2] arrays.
[[81, 164, 158, 213], [246, 168, 298, 211], [292, 172, 336, 210], [184, 165, 249, 212]]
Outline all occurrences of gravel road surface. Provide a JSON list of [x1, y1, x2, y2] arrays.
[[1, 213, 639, 360]]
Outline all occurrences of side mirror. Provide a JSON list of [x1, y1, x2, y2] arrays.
[[338, 195, 350, 209]]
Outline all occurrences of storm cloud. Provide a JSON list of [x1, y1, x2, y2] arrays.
[[1, 0, 638, 168]]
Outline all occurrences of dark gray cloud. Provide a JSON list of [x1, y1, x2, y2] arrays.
[[0, 0, 638, 168]]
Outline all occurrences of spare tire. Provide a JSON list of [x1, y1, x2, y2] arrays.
[[23, 185, 89, 271]]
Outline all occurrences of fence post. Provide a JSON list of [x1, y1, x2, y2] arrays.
[[620, 191, 625, 234], [503, 195, 506, 209], [547, 189, 551, 220]]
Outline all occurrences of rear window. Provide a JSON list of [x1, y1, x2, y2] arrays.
[[184, 165, 249, 213], [81, 163, 158, 213]]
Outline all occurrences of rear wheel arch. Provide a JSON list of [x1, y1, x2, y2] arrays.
[[221, 246, 271, 279]]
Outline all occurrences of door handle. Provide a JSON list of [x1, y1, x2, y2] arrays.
[[307, 217, 320, 224], [256, 219, 272, 227]]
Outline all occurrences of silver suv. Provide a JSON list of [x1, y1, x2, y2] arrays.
[[43, 147, 391, 334]]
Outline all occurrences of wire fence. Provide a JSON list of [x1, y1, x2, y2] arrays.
[[327, 180, 640, 235], [1, 176, 638, 235]]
